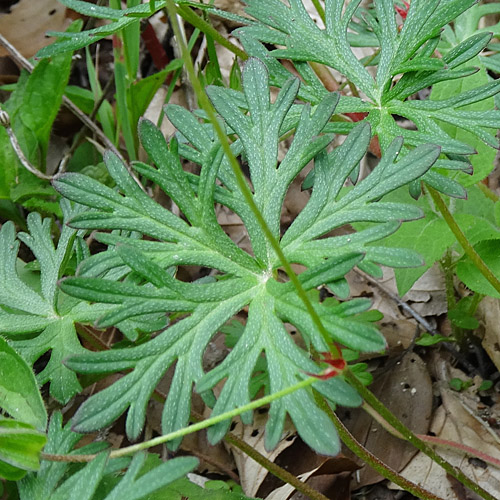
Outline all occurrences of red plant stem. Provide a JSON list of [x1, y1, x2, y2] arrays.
[[416, 434, 500, 470]]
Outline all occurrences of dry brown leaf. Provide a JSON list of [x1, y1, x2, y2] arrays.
[[227, 412, 297, 496], [264, 455, 358, 500], [265, 465, 324, 500], [389, 384, 500, 499], [342, 352, 433, 489], [402, 264, 447, 317], [0, 0, 70, 58], [478, 296, 500, 372]]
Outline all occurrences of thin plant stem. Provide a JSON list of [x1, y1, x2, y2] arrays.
[[157, 27, 201, 128], [416, 435, 500, 470], [477, 182, 499, 202], [164, 0, 342, 360], [41, 376, 317, 463], [175, 4, 248, 61], [345, 370, 497, 500], [188, 409, 331, 499], [360, 401, 500, 471], [224, 432, 330, 500], [310, 0, 326, 23], [427, 185, 500, 295], [442, 250, 456, 314], [315, 394, 445, 500], [441, 250, 464, 345]]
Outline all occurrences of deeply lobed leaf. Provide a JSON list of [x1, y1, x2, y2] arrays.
[[51, 58, 438, 455], [236, 0, 500, 193]]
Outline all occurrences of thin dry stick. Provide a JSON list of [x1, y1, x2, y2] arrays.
[[0, 110, 52, 180]]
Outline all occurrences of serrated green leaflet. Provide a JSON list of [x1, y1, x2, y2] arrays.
[[52, 58, 437, 455], [236, 0, 500, 195]]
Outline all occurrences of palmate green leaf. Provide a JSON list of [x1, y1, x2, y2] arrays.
[[0, 201, 116, 404], [53, 58, 436, 455], [18, 413, 198, 500], [236, 0, 500, 194]]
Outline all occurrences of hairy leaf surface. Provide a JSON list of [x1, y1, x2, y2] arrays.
[[53, 58, 437, 454], [236, 0, 500, 195]]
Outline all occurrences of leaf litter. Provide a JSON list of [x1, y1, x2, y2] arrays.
[[2, 1, 500, 498]]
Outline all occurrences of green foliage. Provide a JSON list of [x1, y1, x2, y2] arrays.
[[48, 57, 437, 455], [0, 337, 47, 431], [163, 477, 257, 499], [478, 379, 493, 391], [234, 0, 500, 196], [0, 200, 168, 404], [0, 201, 103, 403], [3, 0, 500, 497], [448, 296, 480, 330], [449, 377, 473, 392], [0, 21, 81, 206], [355, 184, 500, 295], [0, 418, 46, 481], [36, 1, 168, 57], [17, 413, 198, 500], [432, 2, 500, 187], [415, 333, 452, 346], [457, 239, 500, 298]]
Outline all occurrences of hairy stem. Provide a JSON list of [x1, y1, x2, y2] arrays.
[[225, 432, 330, 500], [361, 402, 500, 471], [427, 185, 500, 295], [441, 249, 464, 345], [165, 0, 342, 359], [346, 370, 496, 500], [175, 4, 248, 61], [315, 395, 444, 500], [41, 376, 317, 463]]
